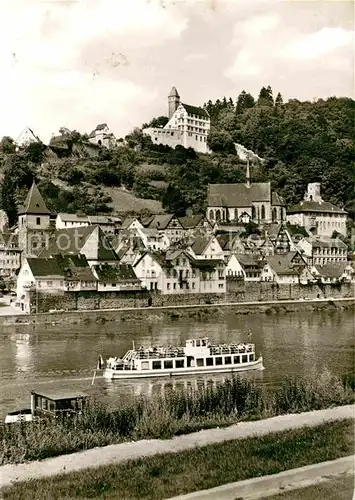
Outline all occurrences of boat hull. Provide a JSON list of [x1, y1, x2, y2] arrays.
[[103, 356, 264, 380]]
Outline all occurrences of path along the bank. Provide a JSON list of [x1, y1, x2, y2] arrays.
[[0, 405, 354, 489]]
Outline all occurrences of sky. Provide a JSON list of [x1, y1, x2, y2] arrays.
[[0, 0, 354, 143]]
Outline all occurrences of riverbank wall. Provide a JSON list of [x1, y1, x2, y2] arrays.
[[28, 281, 353, 314], [1, 297, 353, 327]]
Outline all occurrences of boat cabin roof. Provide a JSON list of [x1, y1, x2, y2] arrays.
[[31, 390, 89, 402]]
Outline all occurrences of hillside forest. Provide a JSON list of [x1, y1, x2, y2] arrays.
[[0, 87, 354, 228]]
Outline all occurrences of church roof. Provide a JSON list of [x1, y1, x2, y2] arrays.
[[169, 86, 180, 98], [271, 192, 285, 206], [207, 183, 271, 208], [18, 182, 51, 215], [181, 103, 209, 118]]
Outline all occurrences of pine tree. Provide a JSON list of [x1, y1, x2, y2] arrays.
[[257, 86, 274, 106], [275, 92, 284, 107], [236, 91, 247, 114]]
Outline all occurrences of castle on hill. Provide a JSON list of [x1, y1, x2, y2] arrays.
[[143, 87, 211, 154]]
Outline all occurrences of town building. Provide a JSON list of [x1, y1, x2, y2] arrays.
[[142, 214, 184, 243], [226, 255, 262, 281], [310, 263, 355, 284], [0, 233, 21, 278], [16, 127, 42, 147], [88, 123, 116, 148], [178, 214, 214, 238], [136, 227, 170, 251], [16, 254, 97, 312], [38, 226, 119, 266], [143, 87, 211, 154], [187, 235, 224, 260], [56, 213, 121, 234], [287, 183, 347, 237], [18, 182, 52, 258], [133, 249, 225, 294], [297, 236, 347, 266], [260, 252, 307, 284], [206, 164, 286, 224], [92, 263, 142, 292]]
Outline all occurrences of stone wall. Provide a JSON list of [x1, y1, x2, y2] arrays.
[[29, 282, 354, 313]]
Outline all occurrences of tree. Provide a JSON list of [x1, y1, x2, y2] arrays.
[[257, 86, 274, 107], [162, 184, 188, 216], [0, 171, 18, 227], [25, 142, 46, 164], [275, 92, 283, 107], [143, 116, 169, 129], [207, 129, 235, 153], [0, 136, 16, 154]]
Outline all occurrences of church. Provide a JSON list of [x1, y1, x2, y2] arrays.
[[143, 87, 211, 154], [206, 164, 286, 224]]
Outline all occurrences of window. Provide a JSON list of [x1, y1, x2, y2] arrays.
[[215, 357, 223, 366], [111, 283, 116, 287], [175, 359, 184, 368], [242, 355, 248, 363], [249, 353, 255, 362], [167, 282, 171, 290], [173, 283, 176, 289], [141, 361, 149, 370], [224, 356, 232, 365], [36, 217, 41, 225], [234, 356, 240, 364], [152, 361, 162, 370], [196, 358, 204, 367], [206, 357, 214, 366], [164, 360, 173, 369], [46, 281, 52, 286]]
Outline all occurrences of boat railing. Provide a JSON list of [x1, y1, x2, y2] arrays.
[[209, 343, 254, 355], [134, 348, 185, 360]]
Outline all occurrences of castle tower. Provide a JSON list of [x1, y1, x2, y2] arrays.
[[304, 182, 322, 203], [18, 182, 51, 258], [168, 86, 180, 119]]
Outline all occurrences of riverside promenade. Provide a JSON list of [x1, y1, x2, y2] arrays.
[[1, 405, 354, 490]]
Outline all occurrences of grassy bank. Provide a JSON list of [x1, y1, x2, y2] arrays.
[[1, 370, 354, 466], [1, 419, 354, 500]]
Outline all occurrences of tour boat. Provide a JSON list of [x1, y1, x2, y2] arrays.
[[5, 389, 88, 424], [99, 337, 264, 380]]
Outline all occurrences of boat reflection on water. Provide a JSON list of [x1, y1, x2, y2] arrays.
[[102, 369, 265, 403]]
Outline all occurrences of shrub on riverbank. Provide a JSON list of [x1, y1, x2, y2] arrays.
[[2, 419, 354, 500], [1, 371, 354, 465]]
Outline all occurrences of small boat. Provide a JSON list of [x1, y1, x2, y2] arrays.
[[5, 389, 88, 424], [100, 336, 264, 380]]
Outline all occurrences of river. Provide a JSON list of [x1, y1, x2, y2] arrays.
[[0, 309, 354, 418]]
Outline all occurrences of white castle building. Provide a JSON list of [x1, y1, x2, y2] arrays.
[[143, 87, 211, 154]]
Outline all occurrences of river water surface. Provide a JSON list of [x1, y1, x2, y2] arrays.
[[0, 309, 354, 418]]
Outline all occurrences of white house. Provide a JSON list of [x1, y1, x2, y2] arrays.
[[92, 263, 142, 292], [260, 252, 307, 284], [287, 183, 347, 237], [143, 87, 211, 154], [227, 255, 262, 281], [297, 237, 347, 266], [187, 235, 224, 260], [310, 263, 354, 284], [56, 213, 89, 230], [88, 123, 116, 148], [136, 227, 170, 251], [16, 254, 97, 312], [16, 127, 42, 147]]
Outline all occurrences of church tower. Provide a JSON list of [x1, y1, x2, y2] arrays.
[[18, 182, 51, 258], [168, 86, 180, 119]]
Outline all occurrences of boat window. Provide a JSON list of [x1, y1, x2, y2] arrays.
[[196, 358, 204, 367], [234, 356, 240, 364], [164, 360, 173, 369], [152, 360, 162, 370], [242, 355, 248, 363], [215, 357, 223, 366], [196, 340, 200, 347], [206, 357, 214, 366], [175, 359, 184, 368], [141, 361, 149, 370], [201, 339, 206, 347], [49, 400, 56, 411], [249, 353, 255, 362], [224, 356, 232, 365], [42, 398, 48, 410]]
